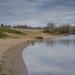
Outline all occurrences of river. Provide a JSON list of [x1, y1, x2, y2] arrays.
[[23, 35, 75, 75]]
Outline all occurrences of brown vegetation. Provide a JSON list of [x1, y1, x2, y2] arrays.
[[43, 23, 75, 35]]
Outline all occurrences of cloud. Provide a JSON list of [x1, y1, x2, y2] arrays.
[[0, 0, 75, 26]]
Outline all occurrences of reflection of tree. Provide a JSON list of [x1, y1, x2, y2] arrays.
[[46, 39, 75, 46], [46, 40, 57, 47], [58, 40, 75, 46]]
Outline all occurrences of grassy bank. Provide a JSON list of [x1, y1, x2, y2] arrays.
[[0, 27, 25, 38], [0, 31, 7, 38]]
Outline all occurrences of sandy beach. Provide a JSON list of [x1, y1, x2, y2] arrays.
[[0, 38, 32, 75], [0, 29, 63, 75]]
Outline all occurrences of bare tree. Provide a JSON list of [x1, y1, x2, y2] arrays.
[[46, 22, 55, 33]]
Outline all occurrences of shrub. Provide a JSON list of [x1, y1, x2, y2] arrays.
[[35, 36, 43, 39], [0, 31, 7, 38]]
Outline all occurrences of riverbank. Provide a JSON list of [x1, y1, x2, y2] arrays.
[[0, 29, 63, 75]]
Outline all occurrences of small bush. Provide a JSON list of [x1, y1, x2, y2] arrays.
[[35, 36, 43, 39], [0, 31, 7, 38]]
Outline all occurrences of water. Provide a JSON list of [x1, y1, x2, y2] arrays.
[[23, 35, 75, 75]]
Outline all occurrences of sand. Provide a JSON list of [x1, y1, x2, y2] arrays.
[[0, 38, 33, 75], [0, 32, 63, 75]]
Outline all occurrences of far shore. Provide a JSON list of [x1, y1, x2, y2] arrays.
[[0, 29, 63, 75]]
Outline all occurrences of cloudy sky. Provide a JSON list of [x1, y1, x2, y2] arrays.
[[0, 0, 75, 26]]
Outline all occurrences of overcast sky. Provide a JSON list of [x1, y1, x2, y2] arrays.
[[0, 0, 75, 26]]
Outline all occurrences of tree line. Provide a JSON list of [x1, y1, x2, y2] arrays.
[[0, 23, 75, 34], [43, 23, 75, 35], [0, 24, 33, 29]]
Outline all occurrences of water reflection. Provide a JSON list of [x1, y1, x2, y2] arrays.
[[23, 35, 75, 75], [46, 39, 75, 46]]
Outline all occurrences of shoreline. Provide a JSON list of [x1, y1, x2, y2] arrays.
[[0, 38, 33, 75], [0, 40, 29, 75], [0, 35, 63, 75]]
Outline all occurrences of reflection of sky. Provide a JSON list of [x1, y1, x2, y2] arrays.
[[23, 35, 75, 75]]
